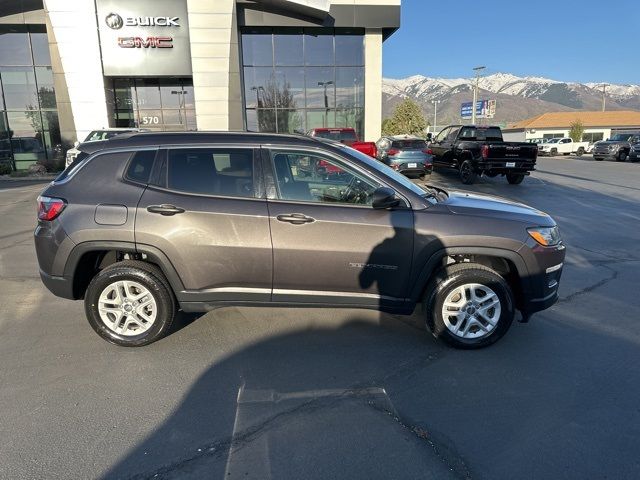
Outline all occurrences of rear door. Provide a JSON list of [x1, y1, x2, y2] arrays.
[[263, 147, 414, 308], [135, 145, 272, 303]]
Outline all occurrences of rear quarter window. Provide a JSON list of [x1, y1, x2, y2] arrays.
[[125, 150, 156, 184]]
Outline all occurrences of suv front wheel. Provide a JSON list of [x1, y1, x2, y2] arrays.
[[424, 263, 515, 349], [84, 260, 176, 347]]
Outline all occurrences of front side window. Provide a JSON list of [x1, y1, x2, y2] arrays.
[[167, 148, 255, 198], [271, 150, 377, 205], [447, 127, 461, 142], [434, 128, 450, 143]]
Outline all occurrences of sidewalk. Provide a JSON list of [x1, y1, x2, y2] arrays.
[[0, 174, 58, 182]]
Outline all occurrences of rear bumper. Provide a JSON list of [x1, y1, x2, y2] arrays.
[[40, 269, 75, 300], [477, 160, 536, 173], [398, 165, 432, 176]]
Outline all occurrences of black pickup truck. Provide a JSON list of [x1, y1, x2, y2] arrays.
[[429, 125, 538, 185]]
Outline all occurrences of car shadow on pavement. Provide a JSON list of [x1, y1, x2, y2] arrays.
[[101, 317, 459, 480]]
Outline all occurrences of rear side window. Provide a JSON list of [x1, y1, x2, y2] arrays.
[[391, 140, 426, 150], [126, 150, 156, 184], [167, 148, 255, 198], [459, 127, 503, 141]]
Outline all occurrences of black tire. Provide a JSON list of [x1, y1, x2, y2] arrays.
[[617, 150, 628, 162], [424, 263, 515, 349], [459, 159, 476, 185], [551, 148, 558, 156], [84, 260, 176, 347], [576, 147, 584, 157], [506, 173, 525, 184]]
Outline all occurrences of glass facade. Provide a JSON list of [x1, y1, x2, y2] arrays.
[[108, 78, 196, 131], [0, 25, 60, 171], [241, 28, 365, 137]]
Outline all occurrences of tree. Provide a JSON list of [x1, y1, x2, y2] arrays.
[[568, 119, 585, 142], [382, 99, 427, 136]]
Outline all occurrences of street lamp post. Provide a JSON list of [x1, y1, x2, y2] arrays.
[[431, 100, 440, 134], [471, 66, 486, 125], [318, 81, 334, 128]]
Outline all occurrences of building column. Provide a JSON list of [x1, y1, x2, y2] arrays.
[[43, 0, 109, 144], [363, 28, 382, 142], [187, 0, 243, 131]]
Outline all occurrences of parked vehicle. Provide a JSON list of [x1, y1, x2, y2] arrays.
[[538, 137, 589, 156], [65, 128, 148, 167], [592, 132, 640, 161], [428, 125, 538, 185], [306, 128, 377, 158], [375, 135, 433, 178], [34, 132, 565, 349], [629, 140, 640, 162], [526, 138, 546, 144]]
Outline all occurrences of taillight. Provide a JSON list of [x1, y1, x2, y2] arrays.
[[37, 196, 66, 221], [387, 148, 399, 156], [423, 148, 433, 155], [481, 145, 489, 159]]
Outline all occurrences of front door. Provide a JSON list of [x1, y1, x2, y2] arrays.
[[135, 146, 272, 303], [263, 147, 414, 308]]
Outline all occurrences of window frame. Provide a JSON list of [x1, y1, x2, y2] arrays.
[[262, 146, 409, 209], [153, 145, 264, 200]]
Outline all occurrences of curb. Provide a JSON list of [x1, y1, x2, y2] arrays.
[[0, 175, 57, 182]]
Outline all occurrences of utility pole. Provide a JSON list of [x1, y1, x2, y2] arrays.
[[599, 83, 609, 112], [431, 100, 440, 134], [471, 66, 486, 125]]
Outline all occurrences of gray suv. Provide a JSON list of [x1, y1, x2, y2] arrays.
[[592, 132, 640, 161], [35, 132, 565, 349]]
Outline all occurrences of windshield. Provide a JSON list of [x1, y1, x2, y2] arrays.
[[609, 133, 633, 142], [84, 130, 130, 142], [336, 144, 437, 203]]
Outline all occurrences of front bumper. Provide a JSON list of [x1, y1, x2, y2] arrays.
[[517, 240, 566, 316]]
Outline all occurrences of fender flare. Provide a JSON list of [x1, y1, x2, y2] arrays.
[[63, 241, 185, 296], [409, 246, 531, 302]]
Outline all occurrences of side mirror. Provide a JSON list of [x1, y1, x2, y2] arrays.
[[372, 186, 400, 209], [426, 133, 433, 142], [73, 141, 80, 148]]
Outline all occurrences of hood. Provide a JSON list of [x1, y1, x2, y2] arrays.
[[443, 189, 555, 226]]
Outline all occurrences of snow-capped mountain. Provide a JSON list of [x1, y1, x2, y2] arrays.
[[382, 72, 640, 125]]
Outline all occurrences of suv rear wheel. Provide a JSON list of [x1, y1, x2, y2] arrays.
[[84, 260, 176, 347], [424, 263, 515, 349]]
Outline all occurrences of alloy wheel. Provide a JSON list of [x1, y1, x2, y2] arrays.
[[441, 283, 501, 339], [97, 280, 157, 336]]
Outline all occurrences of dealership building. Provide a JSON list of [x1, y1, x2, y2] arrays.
[[0, 0, 400, 170], [503, 111, 640, 144]]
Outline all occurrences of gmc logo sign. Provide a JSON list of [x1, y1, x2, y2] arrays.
[[117, 37, 173, 48]]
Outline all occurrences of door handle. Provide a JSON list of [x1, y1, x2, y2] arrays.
[[147, 204, 185, 216], [276, 213, 315, 225]]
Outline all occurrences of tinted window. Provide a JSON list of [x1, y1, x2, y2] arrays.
[[313, 129, 357, 143], [459, 127, 503, 141], [271, 150, 377, 205], [447, 128, 460, 141], [126, 150, 156, 183], [391, 140, 426, 150], [167, 148, 255, 198], [434, 128, 450, 143]]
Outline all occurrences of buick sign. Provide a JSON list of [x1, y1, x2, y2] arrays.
[[105, 12, 123, 29], [96, 0, 191, 76]]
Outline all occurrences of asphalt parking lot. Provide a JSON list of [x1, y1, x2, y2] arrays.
[[1, 156, 639, 479]]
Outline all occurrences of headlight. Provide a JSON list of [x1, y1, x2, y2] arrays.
[[527, 226, 561, 246], [609, 144, 619, 151]]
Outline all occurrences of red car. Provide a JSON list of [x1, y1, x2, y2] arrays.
[[307, 128, 377, 158]]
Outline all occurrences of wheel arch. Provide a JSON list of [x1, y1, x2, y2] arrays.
[[410, 247, 531, 310], [63, 241, 184, 300]]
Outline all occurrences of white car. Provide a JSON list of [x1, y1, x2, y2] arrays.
[[538, 137, 589, 157], [65, 128, 148, 167]]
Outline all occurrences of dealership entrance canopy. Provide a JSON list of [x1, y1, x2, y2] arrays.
[[0, 0, 400, 169]]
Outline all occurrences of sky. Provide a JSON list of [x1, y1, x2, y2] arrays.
[[382, 0, 638, 85]]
